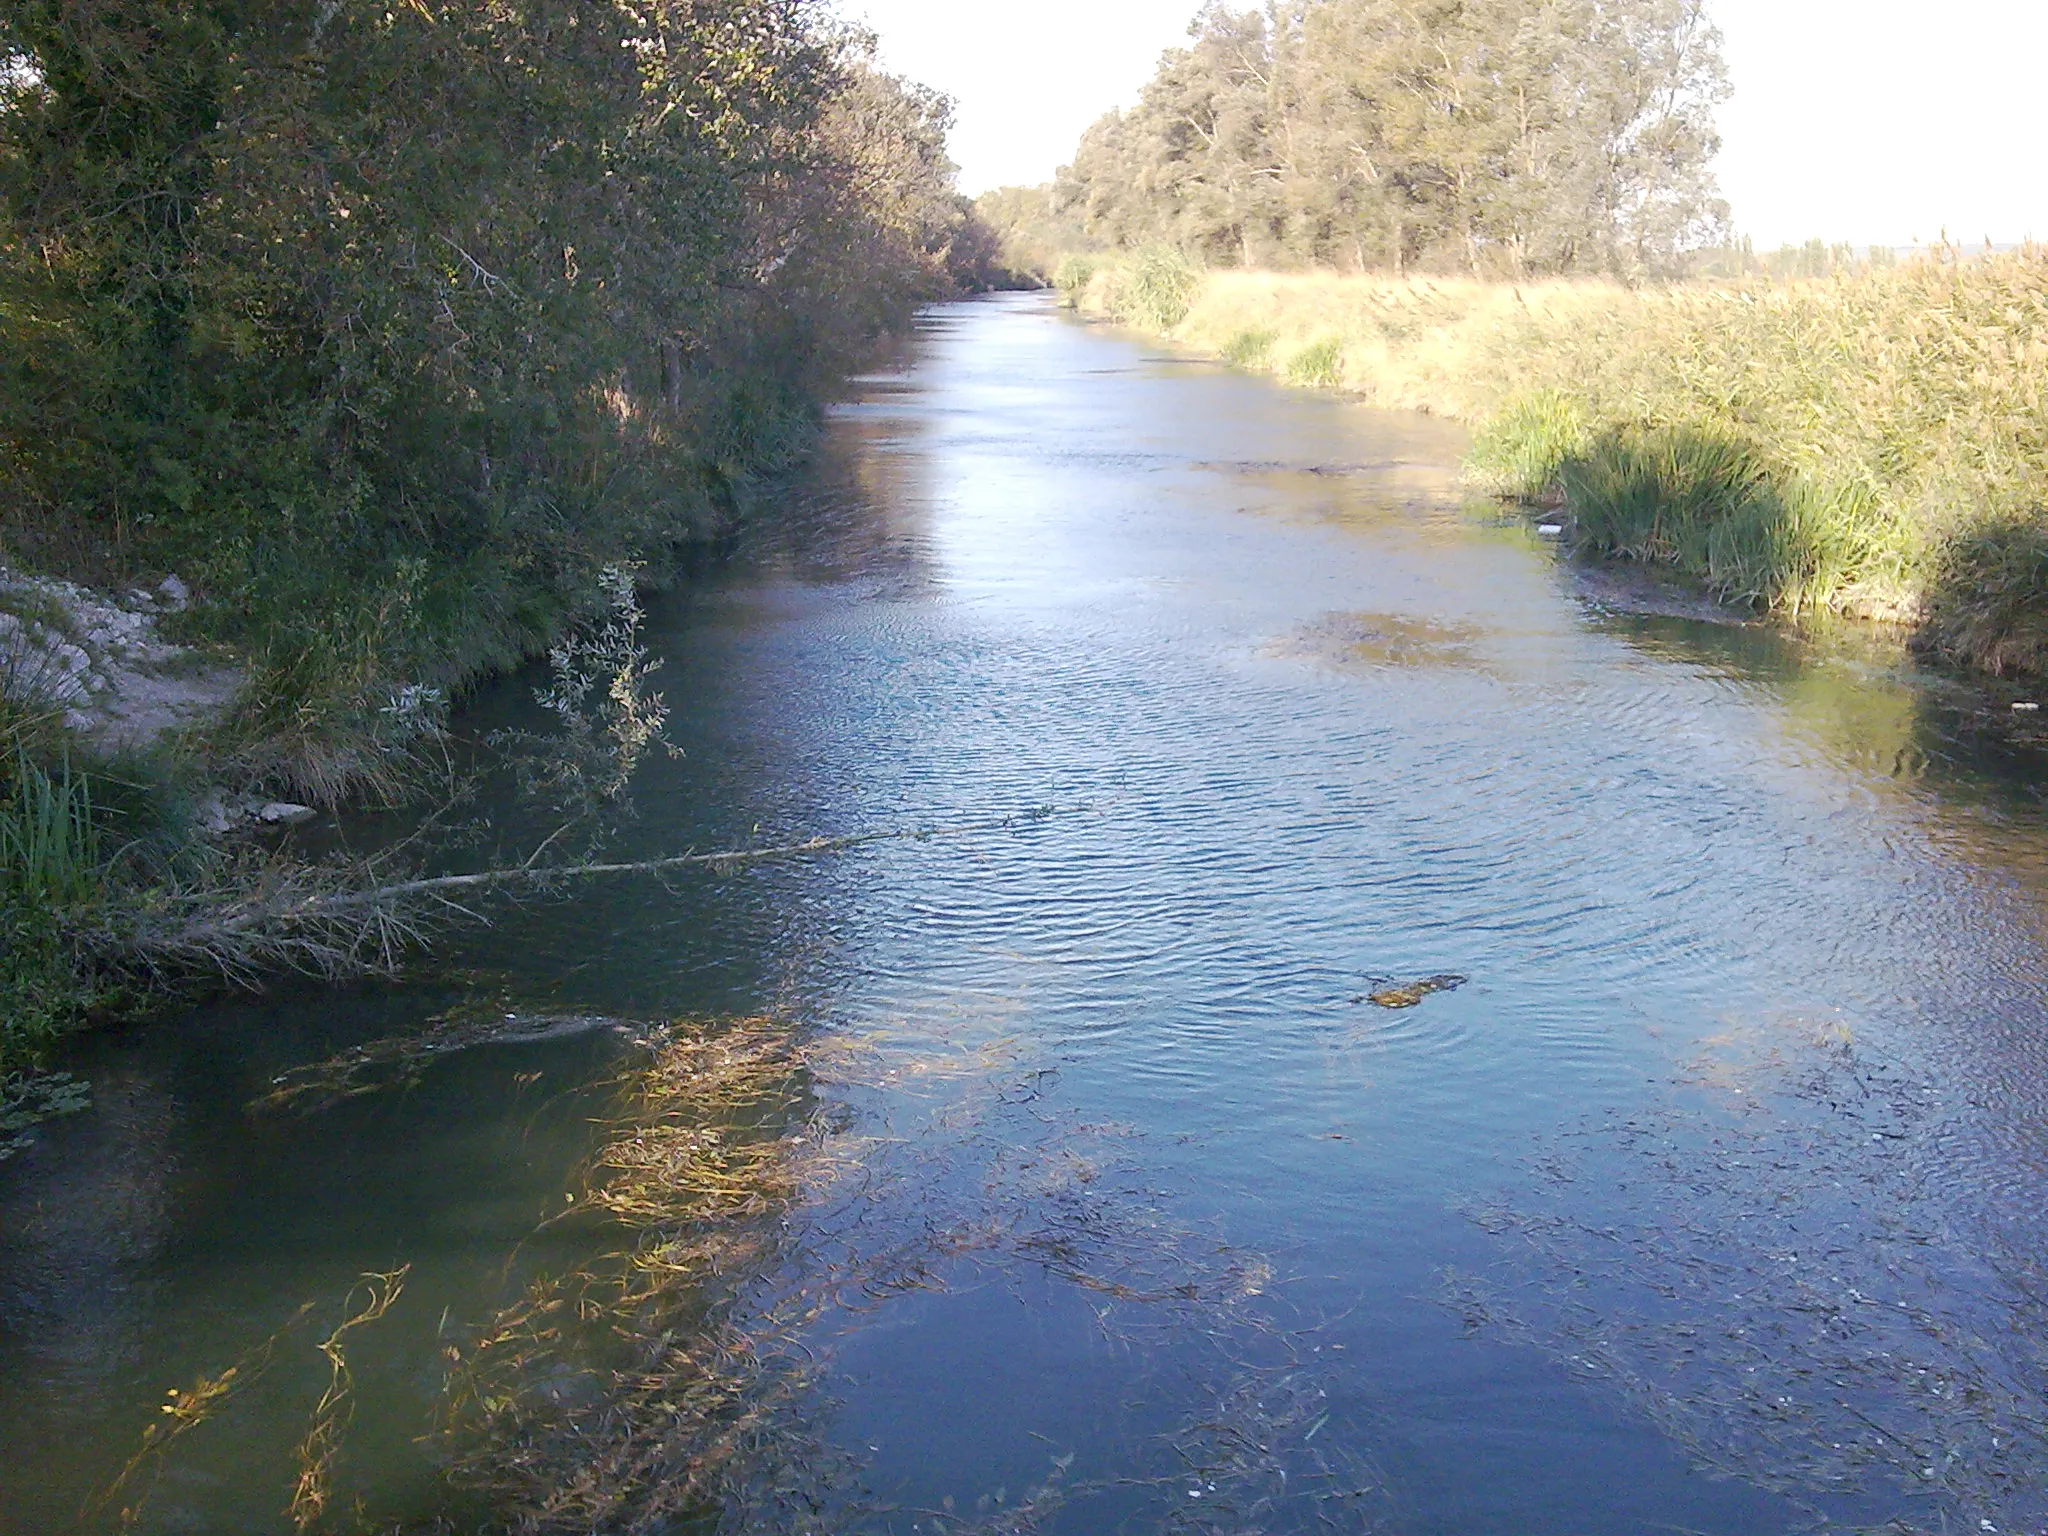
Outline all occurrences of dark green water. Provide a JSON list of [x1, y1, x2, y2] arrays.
[[7, 293, 2048, 1534]]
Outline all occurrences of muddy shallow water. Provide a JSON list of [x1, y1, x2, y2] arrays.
[[6, 294, 2048, 1535]]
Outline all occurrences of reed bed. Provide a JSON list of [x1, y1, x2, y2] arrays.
[[1070, 252, 2048, 673]]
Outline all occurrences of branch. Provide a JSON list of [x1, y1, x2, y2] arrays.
[[93, 806, 1070, 976]]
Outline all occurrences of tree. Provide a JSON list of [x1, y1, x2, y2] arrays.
[[1052, 0, 1730, 278]]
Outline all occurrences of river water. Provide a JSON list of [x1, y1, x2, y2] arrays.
[[7, 293, 2048, 1535]]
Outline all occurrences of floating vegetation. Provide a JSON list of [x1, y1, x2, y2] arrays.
[[290, 1268, 410, 1532], [1444, 1017, 2048, 1533], [1268, 613, 1488, 672], [1365, 974, 1467, 1009], [248, 1000, 647, 1118], [0, 1068, 91, 1159]]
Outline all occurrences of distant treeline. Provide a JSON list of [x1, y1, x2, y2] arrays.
[[0, 0, 1007, 733], [985, 0, 1729, 281]]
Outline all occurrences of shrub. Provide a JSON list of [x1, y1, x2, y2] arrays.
[[1106, 247, 1199, 331]]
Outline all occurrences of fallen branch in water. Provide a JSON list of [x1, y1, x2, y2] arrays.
[[78, 805, 1068, 982]]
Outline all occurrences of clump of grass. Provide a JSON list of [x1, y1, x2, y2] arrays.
[[1916, 517, 2048, 677], [0, 752, 102, 907], [1220, 327, 1276, 368], [0, 750, 115, 1070], [1466, 389, 1589, 498], [1053, 253, 1102, 304], [1100, 246, 1199, 331], [1284, 336, 1344, 388], [1561, 427, 1773, 569]]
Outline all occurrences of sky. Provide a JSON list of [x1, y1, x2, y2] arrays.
[[845, 0, 2047, 249]]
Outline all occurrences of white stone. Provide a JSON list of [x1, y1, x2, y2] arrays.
[[158, 575, 191, 610], [257, 802, 317, 825]]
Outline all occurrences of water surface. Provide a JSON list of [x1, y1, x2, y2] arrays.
[[6, 294, 2048, 1535]]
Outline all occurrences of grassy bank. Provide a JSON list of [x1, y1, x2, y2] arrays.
[[1066, 252, 2048, 669]]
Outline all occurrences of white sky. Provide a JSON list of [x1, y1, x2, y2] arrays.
[[844, 0, 2047, 249]]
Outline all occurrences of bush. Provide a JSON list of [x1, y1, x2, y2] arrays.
[[1105, 247, 1199, 331], [1054, 254, 1103, 303]]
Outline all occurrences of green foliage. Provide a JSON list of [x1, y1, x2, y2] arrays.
[[0, 0, 982, 740], [1465, 391, 1589, 497], [1221, 328, 1277, 367], [974, 184, 1089, 284], [1917, 519, 2048, 678], [1284, 337, 1344, 388], [1104, 246, 1200, 330], [1048, 0, 1728, 278], [0, 753, 101, 908]]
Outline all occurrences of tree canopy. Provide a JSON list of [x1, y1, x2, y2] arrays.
[[0, 0, 999, 702], [1038, 0, 1729, 278]]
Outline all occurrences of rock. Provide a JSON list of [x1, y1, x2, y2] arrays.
[[158, 575, 191, 611], [256, 802, 317, 826]]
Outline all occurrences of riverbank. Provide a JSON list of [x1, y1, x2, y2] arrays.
[[0, 7, 1020, 1079], [1062, 253, 2048, 677]]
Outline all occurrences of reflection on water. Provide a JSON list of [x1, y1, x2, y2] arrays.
[[7, 294, 2048, 1534]]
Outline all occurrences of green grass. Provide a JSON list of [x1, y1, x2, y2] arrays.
[[1285, 338, 1345, 389], [1466, 391, 1589, 498], [1221, 328, 1277, 368], [0, 753, 102, 907], [0, 752, 110, 1072]]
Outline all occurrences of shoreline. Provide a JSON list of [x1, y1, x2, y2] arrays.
[[1059, 254, 2048, 684]]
